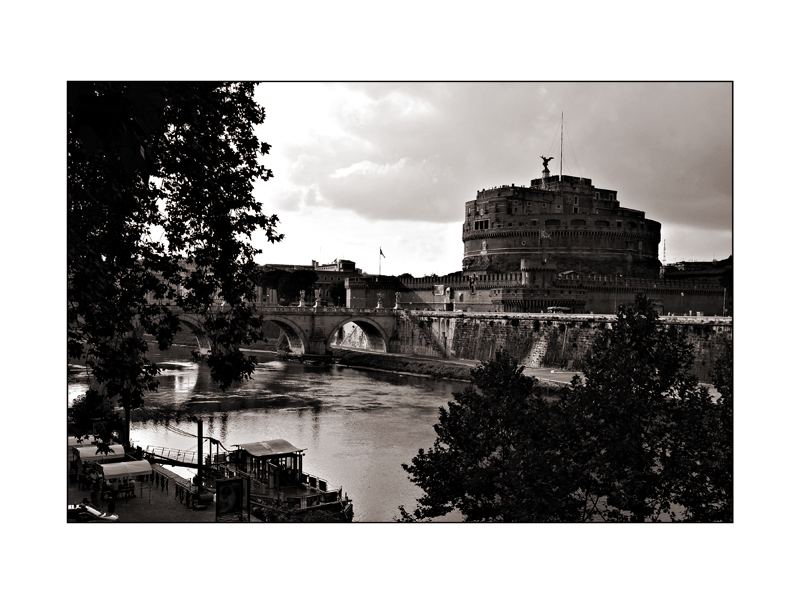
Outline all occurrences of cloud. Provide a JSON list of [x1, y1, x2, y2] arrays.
[[253, 82, 731, 273]]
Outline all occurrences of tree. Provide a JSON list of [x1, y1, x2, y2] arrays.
[[564, 294, 722, 521], [668, 337, 732, 521], [68, 82, 282, 445], [400, 295, 733, 522], [398, 350, 584, 521]]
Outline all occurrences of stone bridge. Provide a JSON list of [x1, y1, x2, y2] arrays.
[[175, 305, 400, 357], [165, 304, 731, 380]]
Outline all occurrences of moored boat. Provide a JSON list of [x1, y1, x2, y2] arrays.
[[214, 439, 354, 522]]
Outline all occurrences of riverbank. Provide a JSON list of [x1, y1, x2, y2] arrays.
[[333, 349, 476, 381], [331, 348, 577, 397]]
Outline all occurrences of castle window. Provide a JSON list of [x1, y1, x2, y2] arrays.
[[616, 220, 622, 228], [573, 207, 579, 214], [573, 196, 579, 205]]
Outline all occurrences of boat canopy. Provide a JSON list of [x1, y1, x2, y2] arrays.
[[100, 460, 152, 479], [235, 439, 305, 458], [74, 444, 126, 462]]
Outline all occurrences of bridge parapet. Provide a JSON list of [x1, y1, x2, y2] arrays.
[[405, 309, 732, 325], [255, 305, 399, 316]]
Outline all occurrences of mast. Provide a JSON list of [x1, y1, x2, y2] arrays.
[[559, 112, 564, 181]]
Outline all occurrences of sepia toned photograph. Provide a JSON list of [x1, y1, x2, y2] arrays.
[[66, 81, 732, 523]]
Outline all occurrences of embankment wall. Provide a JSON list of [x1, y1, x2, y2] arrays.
[[338, 312, 731, 383]]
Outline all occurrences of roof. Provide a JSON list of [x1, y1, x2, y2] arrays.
[[100, 460, 152, 479], [235, 439, 304, 458], [73, 444, 126, 461]]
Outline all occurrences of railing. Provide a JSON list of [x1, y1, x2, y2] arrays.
[[404, 309, 732, 323], [145, 446, 196, 465], [221, 465, 345, 511], [286, 488, 344, 510], [253, 305, 398, 315]]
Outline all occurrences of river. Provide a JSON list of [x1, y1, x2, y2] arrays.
[[68, 344, 465, 522]]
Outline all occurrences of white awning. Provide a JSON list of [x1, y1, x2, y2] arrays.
[[235, 439, 304, 458], [100, 460, 153, 479], [73, 444, 126, 462]]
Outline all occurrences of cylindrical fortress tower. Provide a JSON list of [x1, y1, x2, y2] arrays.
[[462, 174, 661, 278]]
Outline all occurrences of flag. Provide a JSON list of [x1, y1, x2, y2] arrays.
[[380, 247, 385, 258]]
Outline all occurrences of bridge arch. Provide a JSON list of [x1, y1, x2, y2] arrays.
[[327, 316, 390, 353], [174, 315, 211, 351], [261, 316, 310, 355]]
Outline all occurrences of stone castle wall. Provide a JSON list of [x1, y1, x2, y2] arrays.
[[462, 177, 662, 277]]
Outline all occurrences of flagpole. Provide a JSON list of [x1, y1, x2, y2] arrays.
[[379, 247, 381, 276]]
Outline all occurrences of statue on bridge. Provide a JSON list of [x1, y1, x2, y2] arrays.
[[298, 289, 306, 308], [313, 288, 321, 309], [394, 291, 401, 310], [376, 292, 384, 309]]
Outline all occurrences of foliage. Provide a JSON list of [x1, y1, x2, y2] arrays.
[[669, 337, 732, 521], [564, 294, 719, 521], [68, 82, 282, 443], [399, 350, 583, 521], [69, 390, 123, 445], [400, 295, 733, 522]]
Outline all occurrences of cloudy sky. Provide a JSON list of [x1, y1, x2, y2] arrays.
[[251, 82, 732, 276]]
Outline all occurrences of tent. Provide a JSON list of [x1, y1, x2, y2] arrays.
[[73, 444, 126, 462], [99, 460, 152, 479]]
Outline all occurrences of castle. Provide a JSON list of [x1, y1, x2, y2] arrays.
[[463, 171, 660, 278], [345, 161, 729, 316]]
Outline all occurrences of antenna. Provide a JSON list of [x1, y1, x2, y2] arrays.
[[559, 112, 564, 180]]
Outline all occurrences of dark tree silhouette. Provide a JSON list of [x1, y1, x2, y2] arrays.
[[400, 295, 732, 522], [68, 82, 282, 444], [564, 294, 723, 521], [399, 350, 584, 521]]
